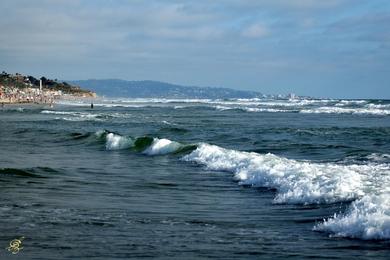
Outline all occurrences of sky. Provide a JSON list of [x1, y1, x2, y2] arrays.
[[0, 0, 389, 99]]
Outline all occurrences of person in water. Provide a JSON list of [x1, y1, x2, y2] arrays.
[[90, 102, 94, 109]]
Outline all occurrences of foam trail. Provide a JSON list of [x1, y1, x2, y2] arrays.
[[183, 144, 377, 204], [300, 107, 390, 116], [314, 194, 390, 240], [143, 138, 182, 155]]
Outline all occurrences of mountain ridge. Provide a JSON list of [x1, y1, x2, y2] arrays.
[[69, 79, 265, 99]]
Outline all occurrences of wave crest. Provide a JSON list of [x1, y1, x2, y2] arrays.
[[183, 144, 387, 204], [314, 194, 390, 240], [143, 138, 183, 155]]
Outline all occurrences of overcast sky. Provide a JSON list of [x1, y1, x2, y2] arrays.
[[1, 0, 389, 98]]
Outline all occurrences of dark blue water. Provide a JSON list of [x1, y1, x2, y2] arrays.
[[0, 98, 389, 259]]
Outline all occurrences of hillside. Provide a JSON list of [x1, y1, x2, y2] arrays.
[[70, 79, 263, 99], [0, 71, 95, 97]]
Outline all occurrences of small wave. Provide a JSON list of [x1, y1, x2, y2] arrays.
[[92, 130, 134, 150], [300, 107, 390, 116], [143, 138, 183, 155], [1, 107, 26, 112], [314, 194, 390, 240], [244, 108, 291, 113], [42, 110, 78, 115], [42, 110, 133, 122], [105, 133, 134, 150], [91, 130, 196, 155], [365, 103, 390, 109], [70, 132, 92, 140], [159, 127, 189, 134], [214, 106, 290, 113], [0, 167, 56, 178], [162, 120, 174, 126], [335, 100, 368, 107], [43, 110, 103, 122]]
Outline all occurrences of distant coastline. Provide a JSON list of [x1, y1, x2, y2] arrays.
[[0, 71, 96, 105]]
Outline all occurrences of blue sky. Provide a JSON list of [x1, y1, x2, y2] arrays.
[[1, 0, 389, 98]]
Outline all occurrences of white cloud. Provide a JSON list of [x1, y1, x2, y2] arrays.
[[242, 24, 269, 38]]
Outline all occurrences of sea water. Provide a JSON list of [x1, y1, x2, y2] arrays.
[[0, 98, 389, 259]]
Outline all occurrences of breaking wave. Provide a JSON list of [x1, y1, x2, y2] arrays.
[[92, 130, 196, 155], [183, 144, 376, 204], [46, 98, 390, 117], [73, 130, 390, 240], [300, 107, 390, 116], [181, 143, 390, 240], [314, 194, 390, 240], [41, 110, 132, 122], [143, 138, 183, 155]]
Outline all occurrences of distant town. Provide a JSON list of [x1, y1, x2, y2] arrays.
[[0, 71, 96, 105]]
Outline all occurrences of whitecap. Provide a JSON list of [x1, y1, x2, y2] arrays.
[[182, 144, 390, 205], [105, 133, 134, 150], [300, 107, 390, 116], [314, 194, 390, 240], [143, 138, 182, 155]]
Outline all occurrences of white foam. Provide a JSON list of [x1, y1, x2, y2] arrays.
[[244, 107, 291, 113], [42, 110, 77, 115], [42, 110, 133, 121], [366, 153, 390, 163], [314, 194, 390, 240], [366, 103, 390, 109], [335, 100, 368, 107], [214, 105, 231, 111], [143, 138, 182, 155], [162, 120, 178, 126], [214, 106, 290, 113], [182, 144, 390, 204], [300, 107, 390, 116], [42, 110, 100, 119], [105, 133, 134, 150], [183, 143, 390, 239]]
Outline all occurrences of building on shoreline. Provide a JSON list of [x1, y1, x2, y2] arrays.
[[0, 84, 61, 104], [0, 71, 95, 104]]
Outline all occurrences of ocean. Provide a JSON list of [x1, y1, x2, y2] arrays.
[[0, 98, 389, 259]]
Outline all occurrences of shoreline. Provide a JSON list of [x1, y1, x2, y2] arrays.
[[0, 99, 53, 105], [0, 95, 97, 106]]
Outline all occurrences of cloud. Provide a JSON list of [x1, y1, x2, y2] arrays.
[[242, 24, 269, 38], [0, 0, 389, 98]]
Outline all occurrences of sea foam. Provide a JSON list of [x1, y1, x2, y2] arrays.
[[300, 107, 390, 116], [92, 130, 390, 240], [183, 143, 390, 239], [183, 144, 373, 204], [314, 194, 390, 240]]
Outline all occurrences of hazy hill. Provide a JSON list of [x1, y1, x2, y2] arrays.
[[70, 79, 263, 99]]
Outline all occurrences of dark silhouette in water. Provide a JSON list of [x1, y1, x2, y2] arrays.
[[90, 103, 94, 109]]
